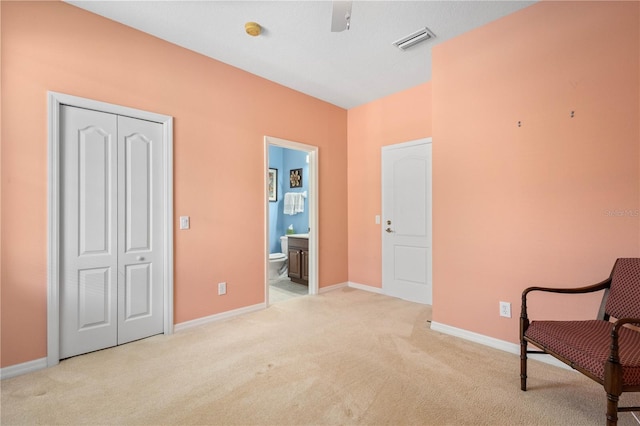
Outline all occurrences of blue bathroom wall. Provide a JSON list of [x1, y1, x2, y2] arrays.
[[268, 145, 309, 253], [268, 146, 284, 253]]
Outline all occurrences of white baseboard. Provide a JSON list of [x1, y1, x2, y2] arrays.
[[430, 321, 571, 370], [174, 302, 266, 332], [1, 357, 48, 380], [347, 281, 384, 294]]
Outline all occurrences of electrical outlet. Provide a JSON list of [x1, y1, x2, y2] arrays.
[[218, 282, 226, 295], [499, 301, 511, 318]]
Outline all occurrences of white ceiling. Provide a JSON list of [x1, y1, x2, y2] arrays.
[[65, 0, 535, 109]]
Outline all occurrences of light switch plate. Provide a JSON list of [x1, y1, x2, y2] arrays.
[[179, 216, 190, 230]]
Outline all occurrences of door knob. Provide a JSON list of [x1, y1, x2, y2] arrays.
[[385, 227, 393, 233], [137, 256, 144, 261], [387, 220, 392, 225]]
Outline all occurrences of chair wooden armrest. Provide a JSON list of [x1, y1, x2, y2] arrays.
[[612, 317, 640, 329], [520, 278, 611, 326], [522, 278, 611, 306]]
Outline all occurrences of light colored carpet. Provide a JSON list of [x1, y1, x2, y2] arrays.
[[2, 288, 639, 425]]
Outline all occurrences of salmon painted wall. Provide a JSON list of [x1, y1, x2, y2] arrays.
[[0, 1, 348, 368], [347, 83, 432, 287], [431, 1, 640, 343]]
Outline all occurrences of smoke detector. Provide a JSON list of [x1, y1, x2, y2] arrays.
[[245, 22, 261, 37], [392, 27, 436, 51]]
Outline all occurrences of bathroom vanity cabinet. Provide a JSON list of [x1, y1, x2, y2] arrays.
[[287, 237, 308, 285]]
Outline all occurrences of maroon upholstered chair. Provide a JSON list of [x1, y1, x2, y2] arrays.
[[520, 258, 640, 426]]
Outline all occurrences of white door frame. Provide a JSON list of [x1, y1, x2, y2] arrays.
[[264, 136, 319, 302], [47, 91, 174, 366], [381, 137, 432, 304]]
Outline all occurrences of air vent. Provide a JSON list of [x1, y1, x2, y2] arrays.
[[392, 27, 436, 51]]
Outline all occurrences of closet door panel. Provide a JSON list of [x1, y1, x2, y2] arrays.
[[125, 263, 152, 319], [125, 133, 151, 252], [117, 115, 164, 344], [60, 106, 118, 359], [77, 267, 112, 328]]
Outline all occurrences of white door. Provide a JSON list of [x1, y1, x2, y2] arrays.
[[382, 139, 432, 305], [60, 106, 164, 358]]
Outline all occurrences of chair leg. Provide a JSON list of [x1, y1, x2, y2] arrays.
[[606, 393, 618, 426], [520, 339, 527, 391]]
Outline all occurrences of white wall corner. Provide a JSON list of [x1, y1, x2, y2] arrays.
[[430, 321, 572, 371], [348, 281, 385, 294], [318, 282, 348, 293]]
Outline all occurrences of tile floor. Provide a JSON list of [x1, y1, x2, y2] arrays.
[[268, 277, 308, 304]]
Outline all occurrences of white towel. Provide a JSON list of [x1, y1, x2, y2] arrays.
[[283, 193, 295, 215], [293, 193, 305, 214], [283, 192, 305, 215]]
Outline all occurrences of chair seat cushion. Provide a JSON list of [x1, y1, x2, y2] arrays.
[[525, 320, 640, 386]]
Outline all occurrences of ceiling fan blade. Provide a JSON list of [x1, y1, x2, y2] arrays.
[[331, 0, 352, 32]]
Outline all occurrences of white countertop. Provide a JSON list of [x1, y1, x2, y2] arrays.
[[287, 233, 309, 239]]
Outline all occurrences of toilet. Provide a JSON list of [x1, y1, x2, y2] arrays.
[[268, 236, 289, 280]]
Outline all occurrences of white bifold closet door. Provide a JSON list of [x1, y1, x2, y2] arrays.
[[60, 105, 164, 359]]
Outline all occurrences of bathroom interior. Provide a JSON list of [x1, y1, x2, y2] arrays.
[[268, 145, 310, 304]]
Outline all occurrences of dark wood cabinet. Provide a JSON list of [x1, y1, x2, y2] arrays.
[[288, 248, 302, 280], [288, 237, 309, 285]]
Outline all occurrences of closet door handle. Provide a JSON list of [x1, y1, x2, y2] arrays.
[[136, 256, 145, 261]]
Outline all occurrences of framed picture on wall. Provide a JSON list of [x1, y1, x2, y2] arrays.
[[289, 168, 303, 188], [268, 168, 278, 202]]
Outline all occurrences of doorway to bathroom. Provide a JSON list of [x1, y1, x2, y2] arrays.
[[264, 136, 318, 305]]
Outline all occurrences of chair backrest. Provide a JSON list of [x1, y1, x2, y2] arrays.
[[604, 258, 640, 320]]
